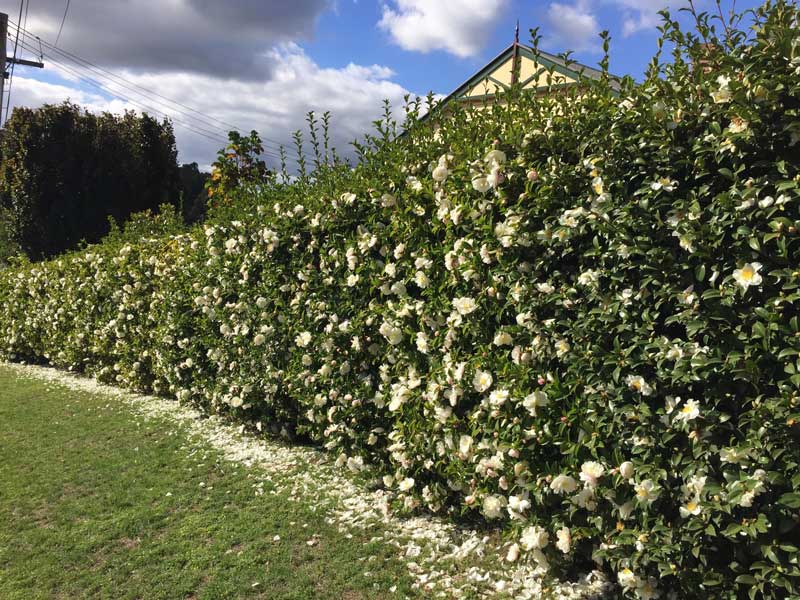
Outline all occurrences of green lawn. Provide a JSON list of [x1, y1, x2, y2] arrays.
[[0, 365, 419, 600]]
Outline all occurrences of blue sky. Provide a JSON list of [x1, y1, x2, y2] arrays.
[[4, 0, 763, 167]]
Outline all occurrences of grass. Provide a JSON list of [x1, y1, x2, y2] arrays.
[[0, 365, 419, 600]]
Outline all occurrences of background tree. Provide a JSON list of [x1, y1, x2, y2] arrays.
[[0, 102, 180, 260], [178, 162, 211, 224]]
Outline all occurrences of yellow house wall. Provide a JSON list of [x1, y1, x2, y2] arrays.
[[519, 56, 575, 88]]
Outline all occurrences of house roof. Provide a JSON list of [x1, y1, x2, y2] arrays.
[[416, 41, 622, 124]]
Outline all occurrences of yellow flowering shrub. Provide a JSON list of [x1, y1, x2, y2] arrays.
[[1, 2, 799, 597]]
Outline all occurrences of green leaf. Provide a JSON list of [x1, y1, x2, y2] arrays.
[[778, 493, 800, 509]]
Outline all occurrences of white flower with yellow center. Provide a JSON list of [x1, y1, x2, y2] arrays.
[[489, 389, 509, 407], [666, 344, 684, 361], [520, 525, 549, 550], [626, 375, 653, 396], [452, 296, 477, 315], [579, 461, 605, 487], [493, 331, 513, 346], [472, 176, 491, 194], [679, 499, 702, 518], [637, 577, 660, 600], [555, 339, 570, 357], [523, 390, 549, 416], [398, 477, 415, 492], [675, 398, 700, 423], [550, 474, 578, 495], [432, 164, 450, 182], [295, 331, 312, 347], [617, 568, 639, 589], [473, 369, 493, 393], [634, 479, 659, 504], [733, 262, 762, 291], [482, 494, 506, 519]]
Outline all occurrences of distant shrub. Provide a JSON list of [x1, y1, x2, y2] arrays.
[[1, 2, 799, 597], [0, 102, 180, 260]]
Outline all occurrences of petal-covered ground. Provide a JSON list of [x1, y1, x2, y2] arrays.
[[0, 363, 608, 599]]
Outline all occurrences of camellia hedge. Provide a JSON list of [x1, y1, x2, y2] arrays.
[[2, 3, 799, 598]]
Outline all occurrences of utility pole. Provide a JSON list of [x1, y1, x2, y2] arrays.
[[1, 11, 45, 126]]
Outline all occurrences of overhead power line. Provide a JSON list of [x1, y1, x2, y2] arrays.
[[8, 32, 298, 163], [9, 19, 292, 154], [54, 0, 70, 46]]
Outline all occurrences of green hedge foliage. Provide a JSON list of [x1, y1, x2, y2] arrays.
[[1, 3, 799, 597]]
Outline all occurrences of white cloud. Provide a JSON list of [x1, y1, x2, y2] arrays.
[[542, 0, 676, 52], [613, 0, 673, 36], [18, 0, 331, 78], [544, 0, 601, 53], [378, 0, 509, 58], [9, 44, 414, 171]]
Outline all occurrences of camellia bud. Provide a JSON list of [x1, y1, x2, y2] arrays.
[[619, 461, 634, 479]]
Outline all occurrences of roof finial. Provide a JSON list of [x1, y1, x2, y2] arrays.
[[514, 20, 520, 45]]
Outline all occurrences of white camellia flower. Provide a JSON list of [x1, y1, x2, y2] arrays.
[[679, 499, 702, 518], [520, 525, 549, 550], [432, 164, 450, 182], [732, 262, 762, 291], [484, 149, 506, 165], [488, 389, 509, 407], [579, 461, 605, 487], [482, 494, 507, 519], [555, 340, 570, 357], [537, 282, 555, 294], [635, 479, 659, 504], [253, 334, 266, 346], [555, 527, 571, 554], [550, 474, 578, 495], [398, 477, 415, 492], [508, 494, 530, 517], [572, 487, 597, 511], [472, 176, 491, 194], [452, 296, 477, 315], [493, 331, 513, 346], [711, 86, 732, 104], [415, 331, 429, 354], [458, 434, 473, 457], [618, 568, 639, 589], [414, 271, 429, 288], [295, 331, 312, 347], [379, 321, 404, 345], [486, 165, 504, 188], [522, 390, 549, 416], [473, 369, 493, 393], [578, 269, 599, 286], [626, 375, 653, 396], [674, 398, 700, 423]]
